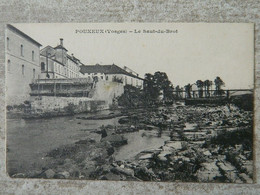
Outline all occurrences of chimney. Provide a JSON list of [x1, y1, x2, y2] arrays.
[[71, 53, 74, 57], [60, 38, 63, 46]]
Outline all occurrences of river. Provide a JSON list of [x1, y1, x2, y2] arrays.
[[6, 109, 169, 176]]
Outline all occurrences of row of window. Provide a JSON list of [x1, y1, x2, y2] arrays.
[[87, 75, 106, 80], [88, 73, 104, 76], [68, 60, 79, 71], [7, 59, 36, 78], [90, 74, 140, 86], [6, 37, 35, 61], [7, 59, 141, 85], [41, 62, 79, 78]]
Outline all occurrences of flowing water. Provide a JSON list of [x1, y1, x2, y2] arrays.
[[7, 110, 119, 175], [6, 110, 170, 175], [114, 130, 170, 161]]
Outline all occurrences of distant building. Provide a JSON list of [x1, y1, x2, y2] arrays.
[[40, 39, 82, 79], [5, 24, 42, 105], [80, 64, 144, 88]]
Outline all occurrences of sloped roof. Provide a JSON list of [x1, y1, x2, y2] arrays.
[[67, 54, 80, 64], [80, 64, 143, 80], [40, 46, 56, 56], [54, 44, 68, 51], [7, 24, 42, 47]]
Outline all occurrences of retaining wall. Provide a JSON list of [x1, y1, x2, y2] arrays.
[[27, 81, 124, 114], [29, 96, 107, 114]]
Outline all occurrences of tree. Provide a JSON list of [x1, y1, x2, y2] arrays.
[[143, 72, 174, 103], [175, 85, 181, 99], [214, 76, 225, 96], [143, 73, 159, 103], [153, 71, 174, 100], [203, 80, 212, 97], [184, 83, 192, 98], [196, 80, 204, 98]]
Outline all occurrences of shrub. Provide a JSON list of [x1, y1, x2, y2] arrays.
[[6, 105, 13, 111], [90, 101, 98, 112], [64, 103, 77, 115]]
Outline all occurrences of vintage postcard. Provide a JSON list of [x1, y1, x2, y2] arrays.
[[5, 23, 254, 183]]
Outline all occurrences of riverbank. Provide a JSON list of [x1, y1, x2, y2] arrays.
[[9, 103, 253, 183]]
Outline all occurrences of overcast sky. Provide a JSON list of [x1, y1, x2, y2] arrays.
[[13, 23, 254, 89]]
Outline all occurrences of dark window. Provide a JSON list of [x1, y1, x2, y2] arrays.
[[20, 45, 23, 56], [7, 37, 10, 50], [32, 51, 34, 61], [22, 65, 24, 75], [7, 60, 11, 71], [41, 62, 45, 71], [101, 76, 103, 79], [33, 69, 35, 79]]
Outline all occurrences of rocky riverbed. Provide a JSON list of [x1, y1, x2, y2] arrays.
[[10, 103, 253, 183]]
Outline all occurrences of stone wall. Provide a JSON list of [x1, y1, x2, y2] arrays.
[[28, 80, 124, 114], [92, 80, 124, 105], [29, 96, 107, 114]]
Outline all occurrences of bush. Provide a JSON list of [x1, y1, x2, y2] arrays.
[[64, 103, 77, 115], [112, 76, 123, 83], [6, 105, 13, 111], [90, 101, 98, 112], [118, 85, 145, 108]]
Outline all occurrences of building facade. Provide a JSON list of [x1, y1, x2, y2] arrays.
[[40, 39, 82, 79], [80, 64, 144, 89], [5, 24, 42, 105]]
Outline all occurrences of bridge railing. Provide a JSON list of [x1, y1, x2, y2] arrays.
[[173, 89, 253, 99]]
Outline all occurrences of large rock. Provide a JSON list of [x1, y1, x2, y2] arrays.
[[54, 171, 70, 179], [118, 117, 130, 124], [196, 162, 221, 182], [164, 141, 183, 150], [239, 173, 253, 183], [42, 169, 55, 179], [157, 151, 171, 161], [111, 166, 135, 177], [134, 167, 157, 181], [100, 172, 122, 181], [138, 153, 154, 160], [106, 146, 115, 156], [75, 138, 96, 144], [11, 173, 27, 178], [101, 134, 127, 147]]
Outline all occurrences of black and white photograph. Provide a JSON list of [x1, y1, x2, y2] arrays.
[[5, 23, 254, 183]]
